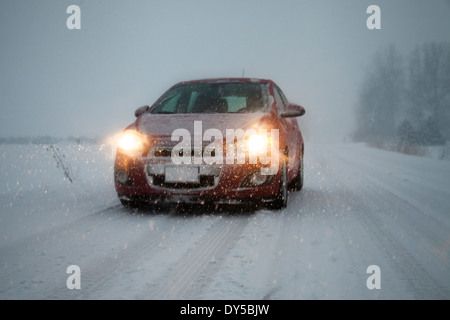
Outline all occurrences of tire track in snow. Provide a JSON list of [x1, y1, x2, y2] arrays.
[[0, 204, 126, 260], [330, 148, 450, 273], [298, 145, 449, 298], [326, 147, 450, 298], [40, 211, 218, 299], [330, 147, 450, 225], [363, 174, 450, 262], [43, 218, 170, 299], [356, 182, 450, 299], [145, 215, 250, 299], [0, 204, 127, 297]]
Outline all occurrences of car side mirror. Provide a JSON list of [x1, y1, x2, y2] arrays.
[[280, 104, 305, 118], [134, 105, 150, 118]]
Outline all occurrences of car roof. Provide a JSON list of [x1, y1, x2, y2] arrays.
[[175, 78, 273, 86]]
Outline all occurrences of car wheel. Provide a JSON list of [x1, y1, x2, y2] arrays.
[[289, 154, 304, 191], [120, 197, 143, 209], [267, 159, 288, 210]]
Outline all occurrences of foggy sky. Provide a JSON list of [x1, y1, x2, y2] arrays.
[[1, 0, 449, 143]]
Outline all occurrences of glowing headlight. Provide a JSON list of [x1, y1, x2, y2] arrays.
[[117, 131, 145, 154], [247, 133, 270, 156]]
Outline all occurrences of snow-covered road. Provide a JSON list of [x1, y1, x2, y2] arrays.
[[0, 143, 449, 299]]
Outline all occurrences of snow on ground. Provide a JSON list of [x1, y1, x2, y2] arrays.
[[0, 142, 117, 244], [0, 141, 449, 299]]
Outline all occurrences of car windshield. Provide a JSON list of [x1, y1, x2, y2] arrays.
[[150, 82, 269, 114]]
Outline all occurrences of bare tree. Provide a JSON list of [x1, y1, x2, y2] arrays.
[[354, 45, 405, 144], [407, 42, 450, 143]]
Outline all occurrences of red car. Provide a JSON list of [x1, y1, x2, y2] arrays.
[[114, 78, 305, 209]]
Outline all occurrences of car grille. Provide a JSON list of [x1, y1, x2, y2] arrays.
[[153, 148, 172, 158], [151, 146, 217, 158]]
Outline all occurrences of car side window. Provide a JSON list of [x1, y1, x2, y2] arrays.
[[273, 87, 286, 114]]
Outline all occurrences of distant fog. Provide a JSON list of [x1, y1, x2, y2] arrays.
[[1, 0, 449, 143]]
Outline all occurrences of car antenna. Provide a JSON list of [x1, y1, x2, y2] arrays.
[[242, 68, 245, 78]]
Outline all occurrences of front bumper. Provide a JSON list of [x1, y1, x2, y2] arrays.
[[114, 152, 280, 204]]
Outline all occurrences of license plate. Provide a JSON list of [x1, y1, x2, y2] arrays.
[[165, 166, 199, 183]]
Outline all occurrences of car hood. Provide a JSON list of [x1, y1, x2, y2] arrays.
[[136, 112, 274, 138]]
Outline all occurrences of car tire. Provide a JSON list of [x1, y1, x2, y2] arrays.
[[120, 198, 143, 209], [267, 159, 288, 210], [289, 154, 304, 191]]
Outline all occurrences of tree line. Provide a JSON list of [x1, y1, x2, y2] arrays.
[[353, 42, 450, 152]]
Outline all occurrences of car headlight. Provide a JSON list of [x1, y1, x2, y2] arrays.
[[227, 129, 276, 162], [247, 133, 271, 157], [246, 129, 280, 175], [117, 130, 146, 154]]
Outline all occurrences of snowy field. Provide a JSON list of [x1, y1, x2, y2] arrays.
[[0, 141, 449, 299]]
